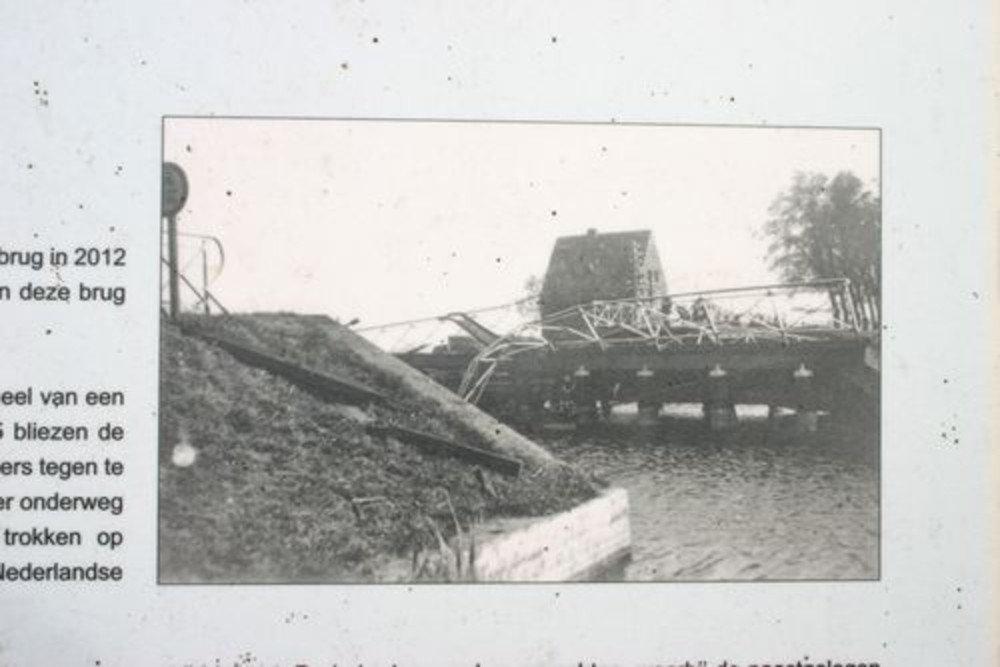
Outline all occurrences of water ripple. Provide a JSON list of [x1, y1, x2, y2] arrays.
[[539, 414, 878, 581]]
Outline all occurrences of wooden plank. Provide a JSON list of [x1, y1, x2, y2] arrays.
[[367, 424, 522, 477], [185, 329, 386, 405]]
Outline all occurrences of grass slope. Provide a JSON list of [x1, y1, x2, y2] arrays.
[[159, 314, 597, 583]]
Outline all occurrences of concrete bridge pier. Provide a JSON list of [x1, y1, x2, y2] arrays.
[[704, 364, 738, 431], [792, 363, 819, 433], [572, 365, 598, 426], [635, 365, 661, 425]]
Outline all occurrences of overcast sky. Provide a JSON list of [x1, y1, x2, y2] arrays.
[[163, 118, 878, 329]]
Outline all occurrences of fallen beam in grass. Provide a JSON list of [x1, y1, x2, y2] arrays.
[[367, 424, 522, 477], [185, 329, 387, 406]]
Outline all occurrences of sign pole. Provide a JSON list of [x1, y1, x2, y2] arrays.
[[167, 213, 180, 318]]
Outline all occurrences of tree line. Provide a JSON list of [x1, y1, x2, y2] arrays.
[[763, 171, 881, 330]]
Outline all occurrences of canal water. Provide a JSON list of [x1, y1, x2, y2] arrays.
[[537, 405, 879, 581]]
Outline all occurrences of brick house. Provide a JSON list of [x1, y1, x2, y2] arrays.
[[540, 228, 667, 319]]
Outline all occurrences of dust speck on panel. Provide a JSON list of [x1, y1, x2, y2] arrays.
[[31, 80, 50, 106]]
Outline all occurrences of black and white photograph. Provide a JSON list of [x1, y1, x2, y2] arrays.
[[6, 0, 998, 662], [159, 118, 880, 584]]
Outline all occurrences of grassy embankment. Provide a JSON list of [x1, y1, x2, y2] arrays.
[[159, 313, 598, 583]]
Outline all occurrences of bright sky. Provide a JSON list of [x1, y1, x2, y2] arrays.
[[163, 118, 878, 328]]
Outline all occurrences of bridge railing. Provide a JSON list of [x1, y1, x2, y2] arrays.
[[541, 278, 862, 346], [160, 231, 228, 315], [356, 298, 535, 355]]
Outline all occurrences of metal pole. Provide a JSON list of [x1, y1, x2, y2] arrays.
[[201, 239, 210, 314], [167, 214, 180, 318]]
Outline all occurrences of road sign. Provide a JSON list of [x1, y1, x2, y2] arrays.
[[162, 162, 188, 217]]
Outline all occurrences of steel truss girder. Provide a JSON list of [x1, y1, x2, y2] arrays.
[[458, 279, 866, 402]]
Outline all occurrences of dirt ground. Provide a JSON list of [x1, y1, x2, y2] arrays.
[[158, 313, 599, 583]]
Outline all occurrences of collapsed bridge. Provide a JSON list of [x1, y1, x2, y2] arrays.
[[361, 229, 879, 429]]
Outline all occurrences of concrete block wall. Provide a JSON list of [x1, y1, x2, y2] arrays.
[[472, 488, 631, 582]]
